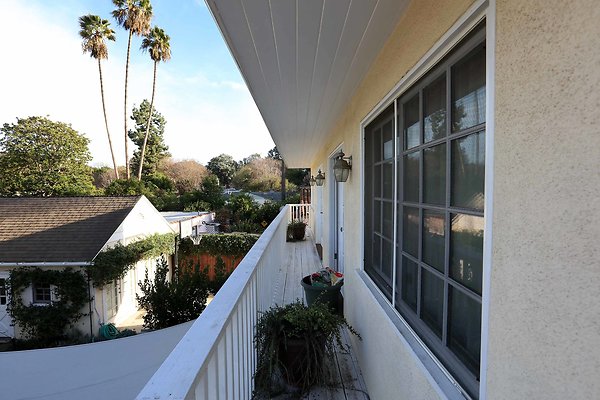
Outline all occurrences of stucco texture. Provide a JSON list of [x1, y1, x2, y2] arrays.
[[310, 0, 476, 399], [487, 1, 600, 399]]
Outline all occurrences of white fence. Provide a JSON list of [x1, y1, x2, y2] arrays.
[[136, 205, 290, 400], [289, 203, 311, 225]]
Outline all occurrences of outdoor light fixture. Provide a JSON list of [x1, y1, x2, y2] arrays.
[[333, 151, 352, 182], [309, 175, 316, 186], [315, 169, 325, 186]]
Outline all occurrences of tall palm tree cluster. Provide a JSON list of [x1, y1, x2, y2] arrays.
[[78, 0, 171, 181]]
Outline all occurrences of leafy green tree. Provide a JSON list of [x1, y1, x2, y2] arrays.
[[206, 154, 238, 187], [128, 100, 170, 177], [180, 175, 225, 211], [232, 157, 281, 192], [112, 0, 153, 179], [0, 116, 95, 196], [137, 26, 171, 180], [104, 176, 178, 211], [78, 14, 119, 179], [137, 257, 210, 330]]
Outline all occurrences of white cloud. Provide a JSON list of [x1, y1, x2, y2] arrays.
[[0, 0, 273, 168]]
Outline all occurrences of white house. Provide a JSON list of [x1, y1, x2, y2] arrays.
[[0, 196, 175, 339]]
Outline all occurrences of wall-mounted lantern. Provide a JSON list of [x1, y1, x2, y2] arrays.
[[315, 169, 325, 186], [309, 175, 316, 186], [333, 151, 352, 182]]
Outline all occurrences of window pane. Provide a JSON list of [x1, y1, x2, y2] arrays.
[[383, 120, 394, 160], [383, 162, 393, 199], [373, 235, 381, 271], [399, 257, 418, 312], [374, 201, 381, 233], [374, 165, 381, 198], [423, 143, 446, 205], [382, 239, 393, 280], [452, 131, 485, 210], [422, 210, 445, 272], [450, 214, 484, 294], [421, 269, 444, 338], [424, 74, 447, 142], [404, 95, 420, 149], [373, 126, 382, 161], [448, 287, 481, 377], [403, 151, 419, 202], [382, 201, 393, 240], [402, 207, 419, 257], [452, 46, 485, 132]]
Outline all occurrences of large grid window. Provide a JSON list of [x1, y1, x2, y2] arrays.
[[364, 24, 485, 399]]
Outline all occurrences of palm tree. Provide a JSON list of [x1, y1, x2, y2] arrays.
[[79, 14, 120, 179], [112, 0, 153, 179], [137, 26, 171, 180]]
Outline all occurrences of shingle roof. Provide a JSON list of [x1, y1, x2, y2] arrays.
[[0, 196, 142, 263]]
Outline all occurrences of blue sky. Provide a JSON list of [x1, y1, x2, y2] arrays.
[[0, 0, 274, 166]]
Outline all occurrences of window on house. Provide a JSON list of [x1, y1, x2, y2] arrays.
[[33, 283, 52, 304], [0, 279, 7, 305], [364, 23, 485, 399]]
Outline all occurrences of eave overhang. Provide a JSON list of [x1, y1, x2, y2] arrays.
[[205, 0, 409, 167]]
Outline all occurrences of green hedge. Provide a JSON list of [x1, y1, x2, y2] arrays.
[[179, 233, 259, 258]]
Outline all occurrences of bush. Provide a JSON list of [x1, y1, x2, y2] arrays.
[[136, 257, 210, 330]]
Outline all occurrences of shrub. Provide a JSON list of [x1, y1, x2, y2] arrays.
[[136, 257, 210, 330]]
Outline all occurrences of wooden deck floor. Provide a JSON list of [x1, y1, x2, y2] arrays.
[[270, 229, 369, 400]]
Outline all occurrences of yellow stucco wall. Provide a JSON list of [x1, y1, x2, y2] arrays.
[[310, 0, 477, 399], [487, 1, 600, 398]]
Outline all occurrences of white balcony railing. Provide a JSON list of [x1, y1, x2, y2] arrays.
[[136, 205, 290, 400], [289, 203, 312, 226]]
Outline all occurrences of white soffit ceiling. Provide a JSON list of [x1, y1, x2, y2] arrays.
[[206, 0, 409, 167]]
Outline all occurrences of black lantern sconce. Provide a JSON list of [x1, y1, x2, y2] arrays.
[[309, 175, 316, 186], [314, 169, 325, 186], [333, 151, 352, 182]]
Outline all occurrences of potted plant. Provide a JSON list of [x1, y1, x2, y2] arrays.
[[287, 219, 307, 241], [253, 300, 360, 396]]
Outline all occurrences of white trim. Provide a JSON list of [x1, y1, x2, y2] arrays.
[[479, 1, 496, 398], [328, 144, 344, 269], [357, 1, 490, 399]]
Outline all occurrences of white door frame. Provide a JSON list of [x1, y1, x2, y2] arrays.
[[328, 144, 345, 273]]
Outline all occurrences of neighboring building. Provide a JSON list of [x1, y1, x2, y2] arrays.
[[161, 211, 217, 237], [0, 196, 175, 339], [201, 1, 600, 399]]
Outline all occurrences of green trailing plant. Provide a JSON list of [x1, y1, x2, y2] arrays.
[[178, 233, 258, 258], [136, 257, 210, 330], [89, 233, 175, 287], [7, 268, 88, 345], [253, 301, 360, 396], [287, 219, 307, 242]]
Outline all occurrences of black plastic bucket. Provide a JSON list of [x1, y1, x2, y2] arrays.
[[301, 275, 343, 314]]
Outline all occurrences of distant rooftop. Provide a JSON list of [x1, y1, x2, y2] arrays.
[[160, 211, 211, 223]]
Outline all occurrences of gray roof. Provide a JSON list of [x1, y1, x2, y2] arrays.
[[0, 196, 142, 264]]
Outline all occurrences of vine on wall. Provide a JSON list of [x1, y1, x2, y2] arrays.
[[8, 267, 88, 344], [89, 233, 176, 288]]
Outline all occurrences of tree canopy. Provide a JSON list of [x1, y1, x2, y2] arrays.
[[0, 116, 95, 196], [128, 99, 170, 177], [206, 153, 237, 187]]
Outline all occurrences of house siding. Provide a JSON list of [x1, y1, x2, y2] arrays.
[[310, 0, 477, 399], [487, 0, 600, 399]]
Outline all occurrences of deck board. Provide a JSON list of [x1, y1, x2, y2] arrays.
[[270, 231, 369, 400]]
